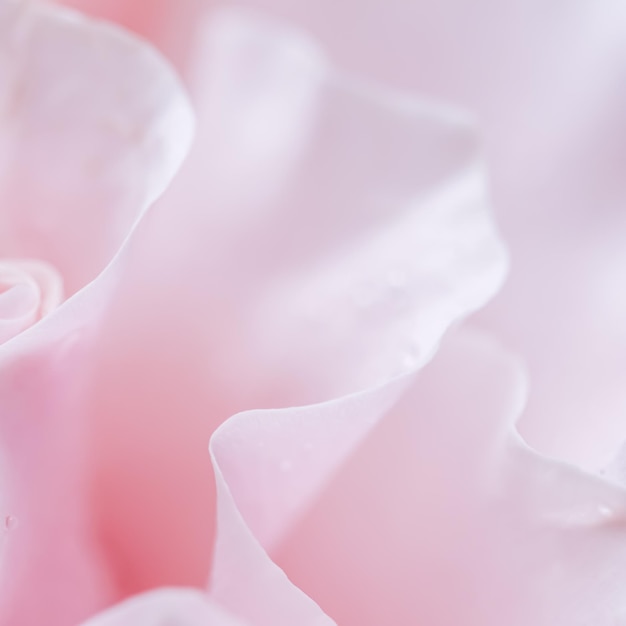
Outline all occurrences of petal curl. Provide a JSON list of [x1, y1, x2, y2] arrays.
[[55, 0, 205, 74], [0, 0, 193, 294], [270, 330, 626, 626], [0, 2, 194, 624], [209, 369, 415, 626], [56, 0, 626, 473], [143, 9, 509, 401], [0, 259, 62, 344], [227, 0, 626, 471], [81, 10, 506, 598]]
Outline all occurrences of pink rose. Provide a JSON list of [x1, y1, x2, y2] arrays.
[[2, 1, 626, 626]]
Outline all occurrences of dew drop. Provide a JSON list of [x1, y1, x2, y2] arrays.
[[4, 515, 18, 531]]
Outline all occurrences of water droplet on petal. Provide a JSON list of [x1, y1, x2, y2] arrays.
[[4, 515, 18, 531]]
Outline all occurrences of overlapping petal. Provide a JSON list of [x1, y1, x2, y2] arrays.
[[230, 0, 626, 472], [0, 259, 63, 344], [0, 2, 194, 625], [0, 0, 193, 295], [56, 0, 205, 73], [80, 10, 507, 600], [211, 328, 626, 626], [1, 3, 622, 626], [273, 329, 626, 626], [53, 0, 626, 472]]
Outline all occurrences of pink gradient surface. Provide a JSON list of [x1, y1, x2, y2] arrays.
[[0, 1, 624, 625]]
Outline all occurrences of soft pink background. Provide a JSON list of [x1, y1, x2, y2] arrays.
[[0, 1, 625, 625]]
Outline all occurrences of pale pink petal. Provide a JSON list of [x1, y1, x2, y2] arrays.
[[0, 259, 62, 343], [228, 0, 626, 470], [0, 329, 117, 626], [208, 329, 520, 626], [0, 2, 194, 625], [24, 1, 626, 622], [66, 0, 607, 472], [145, 10, 509, 400], [79, 588, 247, 626], [211, 375, 412, 552], [208, 365, 416, 626], [82, 11, 506, 598], [55, 0, 626, 472], [270, 329, 626, 626], [54, 0, 206, 73], [0, 0, 193, 295], [210, 458, 335, 626]]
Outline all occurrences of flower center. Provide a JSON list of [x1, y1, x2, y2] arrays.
[[0, 259, 63, 344]]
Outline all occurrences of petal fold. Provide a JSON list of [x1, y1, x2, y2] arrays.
[[0, 0, 193, 294], [0, 2, 194, 624], [78, 10, 508, 601]]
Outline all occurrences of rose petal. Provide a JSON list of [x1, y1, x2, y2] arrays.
[[208, 367, 415, 626], [271, 329, 626, 626], [54, 0, 205, 74], [0, 258, 63, 344], [208, 329, 521, 625], [56, 0, 626, 472], [228, 0, 626, 471], [81, 11, 506, 598], [210, 455, 335, 626], [31, 0, 626, 619], [185, 11, 507, 398], [0, 2, 194, 624], [0, 0, 193, 294]]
